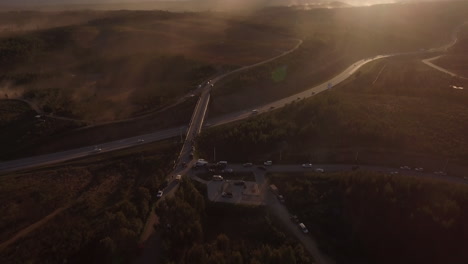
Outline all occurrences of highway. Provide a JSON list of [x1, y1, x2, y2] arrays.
[[0, 22, 465, 174], [0, 126, 186, 173]]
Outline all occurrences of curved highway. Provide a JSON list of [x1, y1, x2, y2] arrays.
[[0, 22, 464, 174]]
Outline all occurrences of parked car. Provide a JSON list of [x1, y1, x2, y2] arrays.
[[258, 166, 267, 171], [400, 165, 411, 170], [414, 167, 424, 172], [299, 223, 309, 234], [277, 195, 285, 203], [243, 163, 253, 167], [290, 215, 299, 223], [221, 192, 233, 198], [223, 168, 234, 173], [137, 139, 145, 143], [264, 161, 273, 166], [234, 180, 246, 186], [315, 168, 324, 173], [156, 190, 163, 198], [302, 163, 313, 168], [390, 171, 399, 175], [212, 175, 224, 181]]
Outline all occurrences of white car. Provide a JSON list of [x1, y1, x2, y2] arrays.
[[315, 168, 324, 173], [299, 223, 309, 234], [414, 167, 424, 172], [302, 163, 313, 168], [92, 147, 102, 153], [264, 161, 273, 166], [212, 175, 224, 181], [252, 109, 258, 114], [137, 139, 145, 143], [156, 190, 163, 198], [400, 166, 411, 170], [390, 171, 399, 175]]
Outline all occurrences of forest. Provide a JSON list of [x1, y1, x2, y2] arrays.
[[155, 180, 313, 264], [269, 171, 468, 264]]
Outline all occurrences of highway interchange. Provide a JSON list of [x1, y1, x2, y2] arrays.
[[1, 21, 466, 264]]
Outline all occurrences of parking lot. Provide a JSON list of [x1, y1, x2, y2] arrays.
[[206, 180, 264, 205]]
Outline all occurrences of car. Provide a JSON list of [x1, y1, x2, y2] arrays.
[[299, 223, 309, 234], [315, 168, 324, 173], [221, 192, 233, 198], [257, 166, 267, 171], [269, 106, 275, 109], [290, 215, 299, 223], [210, 84, 214, 87], [264, 161, 273, 166], [251, 109, 258, 114], [243, 163, 253, 167], [181, 162, 187, 168], [434, 171, 447, 176], [302, 163, 313, 168], [400, 166, 411, 170], [212, 175, 224, 181], [223, 168, 234, 173], [92, 146, 102, 153], [156, 190, 163, 198], [137, 139, 145, 143], [414, 167, 424, 172], [277, 195, 285, 203], [352, 165, 360, 171], [234, 180, 246, 186], [175, 175, 182, 182], [390, 171, 399, 175]]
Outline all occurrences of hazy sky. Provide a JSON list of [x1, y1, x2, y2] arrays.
[[0, 0, 443, 6]]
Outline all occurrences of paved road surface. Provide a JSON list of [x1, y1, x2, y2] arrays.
[[0, 126, 186, 173], [0, 22, 464, 174]]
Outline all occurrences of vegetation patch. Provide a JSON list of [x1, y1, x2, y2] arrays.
[[269, 171, 468, 264]]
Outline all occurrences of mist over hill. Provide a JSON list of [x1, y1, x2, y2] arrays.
[[0, 0, 456, 10]]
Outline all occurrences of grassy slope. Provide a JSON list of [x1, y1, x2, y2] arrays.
[[268, 172, 468, 264], [0, 139, 179, 263], [197, 56, 468, 172]]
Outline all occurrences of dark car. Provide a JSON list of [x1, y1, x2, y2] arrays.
[[234, 180, 246, 186], [257, 166, 267, 171]]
